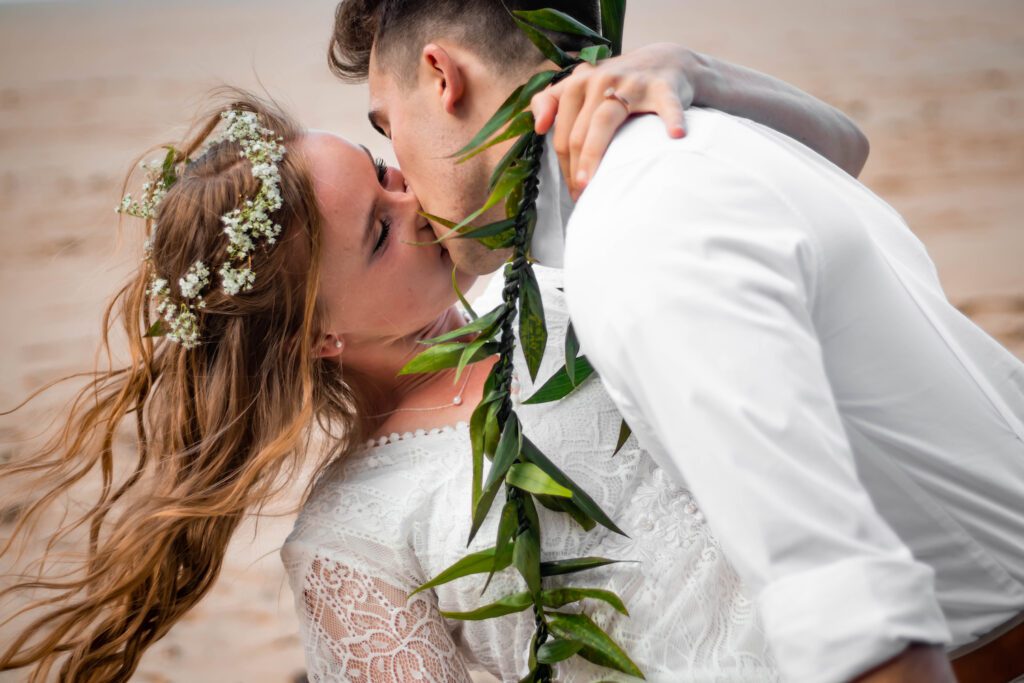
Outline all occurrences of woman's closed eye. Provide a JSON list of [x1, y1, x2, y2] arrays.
[[371, 157, 391, 254], [373, 217, 391, 254]]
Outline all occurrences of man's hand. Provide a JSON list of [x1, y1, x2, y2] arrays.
[[852, 644, 956, 683], [530, 43, 700, 200]]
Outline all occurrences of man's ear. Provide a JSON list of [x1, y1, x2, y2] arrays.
[[422, 43, 465, 115]]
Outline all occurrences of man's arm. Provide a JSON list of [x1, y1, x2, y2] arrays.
[[562, 136, 950, 682]]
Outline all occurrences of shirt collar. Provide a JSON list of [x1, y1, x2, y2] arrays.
[[529, 136, 576, 268]]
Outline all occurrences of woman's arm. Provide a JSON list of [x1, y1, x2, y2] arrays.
[[531, 43, 869, 198], [288, 547, 474, 682], [696, 49, 869, 176]]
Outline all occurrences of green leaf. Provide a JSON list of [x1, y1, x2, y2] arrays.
[[519, 265, 548, 382], [470, 367, 501, 509], [522, 436, 627, 537], [456, 218, 517, 241], [600, 0, 627, 56], [505, 174, 525, 220], [513, 526, 541, 596], [483, 500, 520, 594], [441, 590, 532, 620], [453, 82, 526, 159], [470, 399, 491, 509], [411, 546, 511, 596], [513, 8, 610, 47], [457, 110, 535, 164], [470, 415, 522, 544], [613, 419, 632, 456], [535, 494, 596, 532], [512, 16, 576, 69], [564, 322, 580, 384], [541, 587, 629, 616], [453, 264, 478, 320], [506, 462, 572, 498], [483, 399, 501, 459], [160, 146, 178, 188], [455, 334, 494, 382], [454, 71, 556, 159], [522, 356, 594, 404], [579, 44, 612, 65], [536, 638, 585, 664], [490, 134, 530, 191], [399, 340, 499, 375], [421, 305, 505, 345], [479, 226, 518, 251], [540, 556, 629, 577], [546, 611, 645, 678], [144, 319, 167, 338], [451, 161, 531, 235]]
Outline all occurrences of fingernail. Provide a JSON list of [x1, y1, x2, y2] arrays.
[[672, 125, 685, 138], [575, 169, 588, 187]]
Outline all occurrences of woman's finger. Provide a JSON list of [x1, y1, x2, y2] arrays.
[[573, 99, 630, 199], [566, 76, 618, 195], [549, 78, 588, 190], [530, 90, 558, 135]]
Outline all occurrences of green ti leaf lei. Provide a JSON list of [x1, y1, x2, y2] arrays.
[[400, 4, 641, 681]]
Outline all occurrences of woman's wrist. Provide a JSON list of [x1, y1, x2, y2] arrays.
[[686, 49, 721, 110]]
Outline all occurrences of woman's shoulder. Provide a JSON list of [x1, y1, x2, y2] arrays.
[[285, 423, 471, 550]]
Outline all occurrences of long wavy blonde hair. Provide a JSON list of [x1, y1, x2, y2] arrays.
[[0, 90, 371, 682]]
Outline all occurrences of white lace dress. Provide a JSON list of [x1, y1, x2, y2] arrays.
[[281, 268, 779, 682]]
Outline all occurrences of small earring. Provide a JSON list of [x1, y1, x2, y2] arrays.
[[333, 339, 343, 349]]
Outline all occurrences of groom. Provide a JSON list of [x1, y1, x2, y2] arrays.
[[329, 1, 1024, 681]]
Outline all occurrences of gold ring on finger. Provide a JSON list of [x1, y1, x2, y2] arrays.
[[602, 86, 631, 114]]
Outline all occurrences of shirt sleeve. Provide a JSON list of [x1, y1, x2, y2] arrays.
[[282, 538, 474, 683], [562, 147, 951, 683]]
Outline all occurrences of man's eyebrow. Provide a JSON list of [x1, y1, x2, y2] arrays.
[[358, 144, 376, 254], [367, 109, 387, 138]]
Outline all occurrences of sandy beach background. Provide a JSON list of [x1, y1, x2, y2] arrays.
[[1, 0, 1021, 681]]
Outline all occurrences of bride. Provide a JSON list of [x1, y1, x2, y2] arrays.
[[0, 44, 868, 682]]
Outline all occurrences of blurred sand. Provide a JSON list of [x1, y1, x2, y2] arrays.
[[0, 0, 1021, 681]]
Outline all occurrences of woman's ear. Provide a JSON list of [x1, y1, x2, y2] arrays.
[[316, 335, 345, 359], [422, 43, 465, 115]]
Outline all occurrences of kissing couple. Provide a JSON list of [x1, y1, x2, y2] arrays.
[[3, 1, 1023, 682]]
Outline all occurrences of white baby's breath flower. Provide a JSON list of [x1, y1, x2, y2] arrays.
[[178, 260, 210, 299]]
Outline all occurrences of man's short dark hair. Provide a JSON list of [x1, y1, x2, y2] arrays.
[[329, 0, 601, 84]]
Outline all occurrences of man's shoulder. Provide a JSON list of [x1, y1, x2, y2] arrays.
[[600, 107, 797, 177]]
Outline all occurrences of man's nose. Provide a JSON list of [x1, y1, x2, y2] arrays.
[[386, 165, 407, 193]]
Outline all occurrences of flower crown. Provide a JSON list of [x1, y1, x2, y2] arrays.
[[117, 110, 287, 349]]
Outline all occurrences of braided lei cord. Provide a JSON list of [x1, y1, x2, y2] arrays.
[[400, 5, 643, 682]]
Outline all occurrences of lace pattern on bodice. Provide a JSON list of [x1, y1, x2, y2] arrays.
[[282, 268, 778, 682]]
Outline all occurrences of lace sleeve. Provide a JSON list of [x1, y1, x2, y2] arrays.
[[294, 548, 474, 683]]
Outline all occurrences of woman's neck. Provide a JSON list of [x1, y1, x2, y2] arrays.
[[350, 304, 498, 439]]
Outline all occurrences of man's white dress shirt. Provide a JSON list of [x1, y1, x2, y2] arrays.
[[530, 108, 1024, 683]]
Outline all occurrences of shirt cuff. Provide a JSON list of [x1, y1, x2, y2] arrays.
[[759, 556, 951, 683]]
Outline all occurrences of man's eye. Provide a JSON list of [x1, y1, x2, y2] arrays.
[[373, 218, 391, 254], [375, 157, 388, 185]]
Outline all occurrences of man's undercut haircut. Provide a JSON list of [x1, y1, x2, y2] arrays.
[[330, 0, 601, 84]]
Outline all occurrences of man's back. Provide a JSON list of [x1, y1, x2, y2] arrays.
[[560, 109, 1024, 682]]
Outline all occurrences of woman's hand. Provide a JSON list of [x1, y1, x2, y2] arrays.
[[529, 43, 870, 200], [530, 43, 701, 200]]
